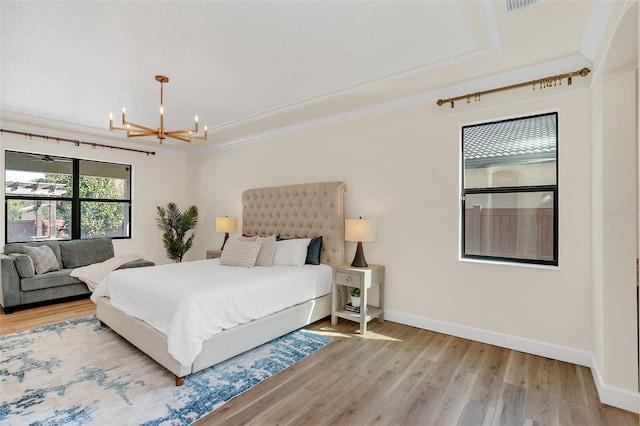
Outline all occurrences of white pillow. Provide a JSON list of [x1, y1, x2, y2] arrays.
[[272, 238, 311, 267], [220, 240, 262, 268]]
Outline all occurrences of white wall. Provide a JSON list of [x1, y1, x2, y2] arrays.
[[187, 66, 640, 410], [188, 85, 594, 354], [0, 131, 189, 265], [601, 68, 638, 391], [591, 1, 639, 399]]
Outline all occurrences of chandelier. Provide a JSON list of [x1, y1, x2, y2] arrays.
[[109, 75, 207, 144]]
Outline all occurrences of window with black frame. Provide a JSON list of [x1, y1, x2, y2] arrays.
[[5, 151, 132, 243], [461, 112, 558, 266]]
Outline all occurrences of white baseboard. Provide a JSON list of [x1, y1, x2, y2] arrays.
[[590, 355, 640, 414], [385, 309, 640, 414]]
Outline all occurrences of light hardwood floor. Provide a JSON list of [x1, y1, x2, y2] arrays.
[[1, 299, 638, 426], [0, 297, 96, 335]]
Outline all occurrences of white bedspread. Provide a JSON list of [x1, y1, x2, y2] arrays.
[[91, 259, 332, 367]]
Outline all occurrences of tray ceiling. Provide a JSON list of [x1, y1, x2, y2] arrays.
[[0, 1, 607, 152]]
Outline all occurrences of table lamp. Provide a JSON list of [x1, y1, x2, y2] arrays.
[[345, 217, 376, 267], [216, 216, 237, 250]]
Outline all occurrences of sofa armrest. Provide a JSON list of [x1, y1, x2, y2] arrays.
[[8, 253, 35, 278], [1, 253, 21, 309]]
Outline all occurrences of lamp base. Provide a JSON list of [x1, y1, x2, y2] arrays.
[[350, 241, 368, 267], [220, 232, 230, 250]]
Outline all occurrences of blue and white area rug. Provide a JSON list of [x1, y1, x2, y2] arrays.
[[0, 315, 331, 425]]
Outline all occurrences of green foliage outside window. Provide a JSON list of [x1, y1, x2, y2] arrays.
[[36, 174, 126, 238], [7, 200, 33, 221]]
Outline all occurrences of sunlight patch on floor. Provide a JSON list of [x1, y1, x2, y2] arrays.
[[313, 326, 401, 341]]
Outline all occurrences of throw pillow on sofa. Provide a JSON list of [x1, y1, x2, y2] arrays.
[[8, 253, 35, 278], [23, 245, 61, 275]]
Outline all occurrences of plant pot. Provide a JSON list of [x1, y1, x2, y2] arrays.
[[351, 296, 361, 308]]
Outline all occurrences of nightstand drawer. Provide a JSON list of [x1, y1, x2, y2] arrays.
[[335, 271, 362, 287]]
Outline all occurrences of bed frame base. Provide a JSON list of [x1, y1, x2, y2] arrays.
[[96, 294, 331, 385]]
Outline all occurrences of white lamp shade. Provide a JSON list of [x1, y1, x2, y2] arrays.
[[345, 218, 375, 242], [215, 217, 237, 233]]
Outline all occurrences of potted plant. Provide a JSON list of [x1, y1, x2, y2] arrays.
[[156, 202, 199, 263], [349, 287, 361, 308]]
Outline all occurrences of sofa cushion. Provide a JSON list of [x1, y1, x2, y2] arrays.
[[4, 240, 63, 269], [20, 269, 81, 291], [8, 253, 35, 278], [23, 245, 61, 275], [60, 238, 114, 268]]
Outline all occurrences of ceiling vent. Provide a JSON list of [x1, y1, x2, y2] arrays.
[[503, 0, 540, 13]]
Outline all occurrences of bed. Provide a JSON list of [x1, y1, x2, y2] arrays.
[[93, 181, 347, 385]]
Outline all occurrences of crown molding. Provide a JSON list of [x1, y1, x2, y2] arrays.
[[190, 53, 591, 156], [207, 1, 503, 135], [580, 0, 618, 63], [2, 52, 590, 159]]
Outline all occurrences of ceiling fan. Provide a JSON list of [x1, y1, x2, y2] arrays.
[[27, 153, 72, 163]]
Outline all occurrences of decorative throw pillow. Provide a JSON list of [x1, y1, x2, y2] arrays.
[[8, 253, 35, 278], [23, 244, 61, 275], [272, 238, 311, 267], [240, 235, 276, 266], [220, 240, 262, 268], [305, 236, 323, 265]]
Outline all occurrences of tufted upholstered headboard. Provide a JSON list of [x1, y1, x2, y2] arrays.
[[242, 181, 347, 266]]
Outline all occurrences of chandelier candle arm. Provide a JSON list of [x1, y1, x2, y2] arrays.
[[109, 75, 208, 144]]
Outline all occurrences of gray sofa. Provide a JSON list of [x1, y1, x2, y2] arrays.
[[1, 238, 154, 313]]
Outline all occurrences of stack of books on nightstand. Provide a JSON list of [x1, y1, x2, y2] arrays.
[[344, 303, 360, 314]]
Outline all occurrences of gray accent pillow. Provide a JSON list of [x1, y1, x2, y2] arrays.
[[220, 240, 261, 268], [60, 238, 114, 268], [9, 253, 35, 278], [4, 241, 63, 269], [23, 244, 61, 275]]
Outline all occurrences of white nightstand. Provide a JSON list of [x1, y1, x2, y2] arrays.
[[331, 264, 385, 334], [206, 249, 222, 259]]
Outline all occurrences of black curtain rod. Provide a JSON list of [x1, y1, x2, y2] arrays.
[[0, 128, 156, 156]]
